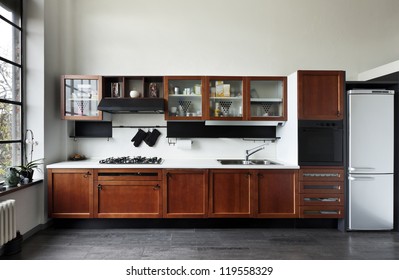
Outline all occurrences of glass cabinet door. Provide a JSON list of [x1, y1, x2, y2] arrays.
[[164, 76, 204, 120], [247, 77, 287, 120], [62, 75, 102, 120], [207, 77, 244, 120]]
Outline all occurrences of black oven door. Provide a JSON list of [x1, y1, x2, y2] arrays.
[[298, 120, 343, 166]]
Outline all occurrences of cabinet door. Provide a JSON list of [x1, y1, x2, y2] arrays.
[[246, 77, 287, 121], [61, 75, 103, 120], [163, 170, 208, 218], [94, 181, 162, 218], [298, 70, 345, 120], [48, 169, 94, 218], [164, 76, 205, 120], [206, 76, 245, 120], [255, 170, 298, 218], [209, 170, 253, 217]]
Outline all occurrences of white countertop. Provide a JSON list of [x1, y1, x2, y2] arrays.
[[46, 158, 299, 169]]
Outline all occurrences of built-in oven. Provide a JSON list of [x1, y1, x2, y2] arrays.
[[298, 120, 343, 166]]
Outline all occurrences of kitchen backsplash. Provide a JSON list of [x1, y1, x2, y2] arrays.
[[68, 114, 278, 160]]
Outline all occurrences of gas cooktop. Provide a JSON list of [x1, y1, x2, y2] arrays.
[[99, 156, 163, 164]]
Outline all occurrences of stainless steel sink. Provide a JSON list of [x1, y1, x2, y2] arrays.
[[217, 159, 280, 165]]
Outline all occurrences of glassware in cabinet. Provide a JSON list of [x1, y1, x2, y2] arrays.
[[247, 77, 287, 120], [164, 76, 204, 120], [61, 75, 103, 120]]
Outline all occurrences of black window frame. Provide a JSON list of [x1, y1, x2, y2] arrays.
[[0, 0, 24, 182]]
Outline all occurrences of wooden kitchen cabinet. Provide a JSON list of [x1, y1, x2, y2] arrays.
[[209, 170, 253, 217], [94, 169, 162, 218], [61, 75, 103, 120], [163, 169, 209, 218], [102, 76, 164, 98], [164, 76, 206, 120], [255, 170, 299, 218], [48, 169, 94, 218], [297, 70, 345, 120], [299, 167, 344, 218], [246, 76, 287, 121]]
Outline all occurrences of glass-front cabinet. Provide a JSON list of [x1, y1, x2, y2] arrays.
[[164, 76, 205, 120], [247, 77, 287, 121], [207, 76, 244, 120], [61, 75, 103, 120]]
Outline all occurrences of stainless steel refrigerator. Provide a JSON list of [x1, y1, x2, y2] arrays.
[[348, 89, 394, 230]]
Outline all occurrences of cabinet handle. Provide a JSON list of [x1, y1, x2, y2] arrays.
[[97, 184, 102, 191], [245, 172, 251, 178], [153, 184, 160, 190], [83, 171, 91, 178], [166, 173, 172, 178], [257, 173, 264, 178]]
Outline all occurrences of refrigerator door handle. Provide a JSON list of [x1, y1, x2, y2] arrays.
[[348, 175, 375, 181], [348, 167, 375, 172]]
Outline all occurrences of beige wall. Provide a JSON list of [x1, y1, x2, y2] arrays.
[[55, 0, 399, 80]]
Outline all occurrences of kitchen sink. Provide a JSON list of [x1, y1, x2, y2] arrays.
[[217, 159, 280, 165]]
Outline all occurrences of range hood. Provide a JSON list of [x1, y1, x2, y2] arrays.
[[97, 98, 164, 114]]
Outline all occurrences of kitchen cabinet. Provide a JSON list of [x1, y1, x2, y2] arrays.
[[299, 167, 344, 218], [206, 76, 245, 120], [94, 169, 162, 218], [48, 169, 94, 218], [164, 76, 287, 121], [164, 76, 206, 120], [163, 169, 208, 218], [102, 76, 163, 99], [255, 170, 298, 218], [246, 76, 287, 121], [297, 70, 345, 120], [209, 170, 253, 217], [61, 75, 103, 120]]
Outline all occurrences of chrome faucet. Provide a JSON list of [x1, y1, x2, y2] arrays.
[[245, 144, 266, 162]]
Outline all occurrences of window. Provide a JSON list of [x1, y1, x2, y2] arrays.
[[0, 0, 23, 182]]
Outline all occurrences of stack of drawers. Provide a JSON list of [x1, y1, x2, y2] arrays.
[[299, 167, 344, 218]]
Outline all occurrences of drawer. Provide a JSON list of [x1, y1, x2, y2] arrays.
[[95, 169, 162, 181], [300, 193, 344, 206], [300, 206, 344, 218], [299, 181, 344, 194], [299, 168, 344, 181]]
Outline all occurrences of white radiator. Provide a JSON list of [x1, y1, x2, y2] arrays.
[[0, 199, 17, 246]]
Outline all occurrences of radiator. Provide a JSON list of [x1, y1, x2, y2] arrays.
[[0, 199, 17, 247]]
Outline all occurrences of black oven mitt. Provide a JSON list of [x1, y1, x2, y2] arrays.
[[144, 129, 161, 147], [131, 129, 148, 147]]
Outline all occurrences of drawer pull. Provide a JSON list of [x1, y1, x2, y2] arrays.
[[153, 184, 160, 190], [304, 210, 339, 215], [303, 173, 341, 178], [304, 197, 339, 202], [304, 185, 340, 190]]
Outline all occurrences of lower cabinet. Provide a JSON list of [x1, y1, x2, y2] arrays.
[[163, 169, 208, 218], [48, 167, 343, 220], [94, 169, 162, 218], [255, 170, 299, 218], [299, 167, 345, 218], [209, 170, 253, 217], [48, 168, 94, 218]]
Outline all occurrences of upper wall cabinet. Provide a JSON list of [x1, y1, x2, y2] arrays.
[[102, 76, 164, 99], [61, 75, 103, 120], [164, 76, 287, 121], [164, 76, 205, 120], [247, 76, 287, 121], [297, 70, 345, 120], [207, 76, 245, 120]]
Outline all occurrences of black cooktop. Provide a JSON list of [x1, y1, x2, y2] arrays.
[[99, 156, 163, 164]]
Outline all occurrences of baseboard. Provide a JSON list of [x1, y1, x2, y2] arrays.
[[52, 218, 339, 229]]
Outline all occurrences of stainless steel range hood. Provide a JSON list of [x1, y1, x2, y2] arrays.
[[97, 98, 164, 114]]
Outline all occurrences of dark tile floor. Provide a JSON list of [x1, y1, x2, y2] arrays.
[[2, 227, 399, 260]]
